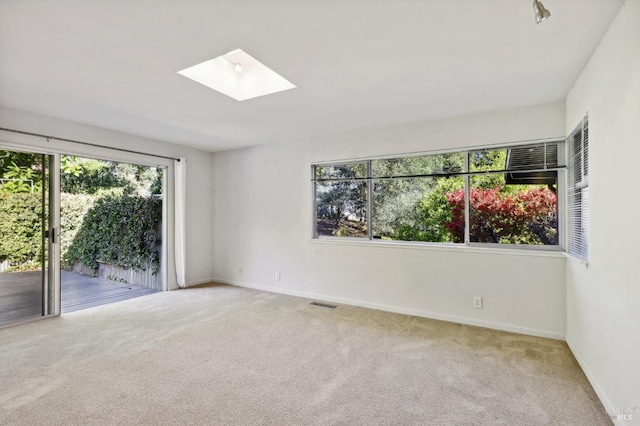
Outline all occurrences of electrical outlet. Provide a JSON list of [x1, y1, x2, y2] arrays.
[[275, 272, 281, 281], [473, 297, 483, 309]]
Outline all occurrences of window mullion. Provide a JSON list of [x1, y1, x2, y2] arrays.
[[367, 160, 373, 240], [464, 153, 470, 245], [311, 165, 316, 239]]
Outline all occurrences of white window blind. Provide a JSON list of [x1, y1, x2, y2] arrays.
[[568, 116, 589, 260]]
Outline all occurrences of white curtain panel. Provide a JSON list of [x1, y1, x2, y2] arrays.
[[174, 158, 187, 288]]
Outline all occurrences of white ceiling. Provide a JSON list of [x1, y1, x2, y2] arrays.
[[0, 0, 624, 152]]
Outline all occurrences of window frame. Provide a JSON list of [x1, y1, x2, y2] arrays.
[[312, 139, 566, 251], [567, 116, 589, 261]]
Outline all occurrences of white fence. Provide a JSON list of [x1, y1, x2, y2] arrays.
[[3, 260, 162, 291], [73, 261, 162, 291]]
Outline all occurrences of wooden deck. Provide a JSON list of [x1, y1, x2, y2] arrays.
[[0, 271, 42, 327], [61, 271, 159, 313], [0, 270, 160, 327]]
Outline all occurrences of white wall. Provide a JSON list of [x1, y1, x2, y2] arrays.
[[0, 106, 215, 289], [213, 101, 568, 339], [565, 0, 640, 422]]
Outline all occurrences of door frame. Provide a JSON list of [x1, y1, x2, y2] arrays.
[[47, 153, 61, 315], [1, 139, 171, 324], [0, 145, 60, 322], [1, 134, 174, 293], [56, 153, 169, 293]]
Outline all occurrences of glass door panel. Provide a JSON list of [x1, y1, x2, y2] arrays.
[[0, 149, 54, 326]]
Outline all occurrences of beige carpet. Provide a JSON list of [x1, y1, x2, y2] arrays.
[[0, 283, 611, 425]]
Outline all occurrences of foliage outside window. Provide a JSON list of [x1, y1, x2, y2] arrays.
[[315, 163, 368, 238], [313, 141, 564, 247]]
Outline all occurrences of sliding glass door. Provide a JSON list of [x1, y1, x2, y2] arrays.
[[0, 148, 59, 327]]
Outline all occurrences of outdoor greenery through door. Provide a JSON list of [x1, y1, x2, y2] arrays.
[[1, 150, 164, 324]]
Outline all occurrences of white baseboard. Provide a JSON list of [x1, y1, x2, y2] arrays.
[[566, 335, 622, 425], [212, 277, 565, 340], [187, 277, 217, 287], [169, 278, 216, 290]]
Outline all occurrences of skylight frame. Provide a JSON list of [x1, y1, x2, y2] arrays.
[[177, 49, 296, 101]]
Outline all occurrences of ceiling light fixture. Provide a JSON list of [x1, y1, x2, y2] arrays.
[[533, 0, 551, 24], [223, 56, 243, 72]]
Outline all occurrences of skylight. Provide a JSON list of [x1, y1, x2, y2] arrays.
[[177, 49, 296, 101]]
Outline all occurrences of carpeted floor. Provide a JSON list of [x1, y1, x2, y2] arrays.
[[0, 283, 611, 425]]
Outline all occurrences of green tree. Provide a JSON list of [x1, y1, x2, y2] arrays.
[[372, 153, 464, 239], [392, 177, 464, 242], [316, 163, 367, 237], [61, 156, 162, 196], [0, 151, 44, 194]]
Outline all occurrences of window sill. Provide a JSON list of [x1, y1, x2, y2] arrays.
[[309, 238, 566, 258]]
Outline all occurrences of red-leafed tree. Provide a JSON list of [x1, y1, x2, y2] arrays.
[[445, 186, 557, 245]]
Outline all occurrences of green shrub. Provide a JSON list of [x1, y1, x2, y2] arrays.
[[60, 193, 96, 263], [0, 193, 43, 269], [64, 195, 162, 273], [1, 192, 161, 273]]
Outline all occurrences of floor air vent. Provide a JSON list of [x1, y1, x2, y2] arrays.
[[310, 301, 337, 309]]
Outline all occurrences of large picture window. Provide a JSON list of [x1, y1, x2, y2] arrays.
[[312, 140, 565, 248]]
